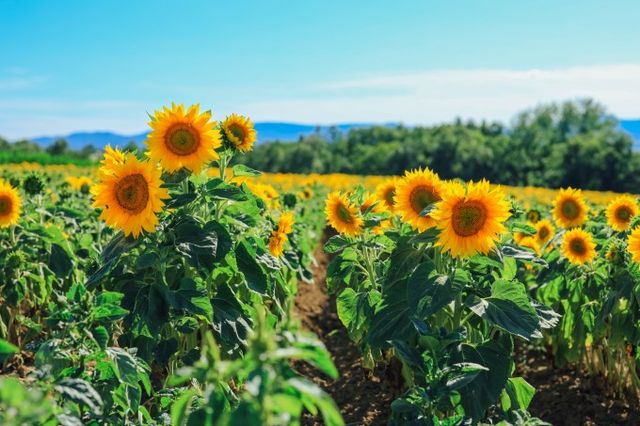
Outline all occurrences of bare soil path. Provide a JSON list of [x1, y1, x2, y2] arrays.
[[293, 240, 400, 425]]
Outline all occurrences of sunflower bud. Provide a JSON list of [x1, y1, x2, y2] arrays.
[[23, 174, 45, 196]]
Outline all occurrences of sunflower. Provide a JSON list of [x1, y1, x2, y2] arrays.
[[431, 180, 511, 258], [92, 153, 169, 238], [561, 228, 596, 265], [535, 219, 555, 246], [325, 191, 363, 236], [375, 178, 398, 212], [526, 209, 541, 223], [0, 181, 22, 227], [66, 176, 93, 192], [627, 227, 640, 263], [221, 114, 257, 153], [605, 195, 638, 232], [146, 103, 221, 173], [276, 211, 295, 234], [395, 168, 444, 232], [553, 188, 588, 228], [268, 231, 287, 257]]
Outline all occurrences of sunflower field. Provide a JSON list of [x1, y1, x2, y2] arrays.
[[1, 104, 640, 425]]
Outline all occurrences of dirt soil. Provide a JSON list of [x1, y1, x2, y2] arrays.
[[293, 241, 401, 426], [516, 345, 640, 426]]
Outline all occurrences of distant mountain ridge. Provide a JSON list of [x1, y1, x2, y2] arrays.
[[24, 119, 640, 150], [28, 122, 381, 150]]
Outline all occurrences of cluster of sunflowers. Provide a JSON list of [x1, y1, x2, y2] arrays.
[[90, 104, 256, 238], [325, 168, 512, 258], [324, 168, 640, 266]]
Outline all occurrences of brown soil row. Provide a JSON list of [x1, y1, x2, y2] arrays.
[[293, 241, 400, 425]]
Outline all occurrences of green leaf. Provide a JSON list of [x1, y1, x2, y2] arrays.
[[232, 164, 262, 177], [92, 326, 109, 350], [171, 278, 213, 318], [174, 217, 231, 272], [165, 193, 198, 209], [368, 258, 455, 347], [235, 241, 269, 295], [212, 283, 252, 354], [442, 362, 489, 391], [206, 178, 248, 201], [324, 235, 350, 254], [504, 377, 535, 410], [470, 280, 541, 341], [55, 378, 103, 415], [107, 348, 140, 387], [453, 338, 512, 422], [0, 339, 18, 362], [287, 378, 344, 426], [171, 390, 195, 426], [48, 243, 73, 278], [512, 222, 536, 235]]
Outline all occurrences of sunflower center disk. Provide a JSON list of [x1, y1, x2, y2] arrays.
[[228, 123, 246, 143], [0, 195, 11, 215], [615, 206, 632, 222], [569, 238, 586, 255], [336, 204, 353, 224], [539, 227, 549, 240], [114, 174, 150, 214], [409, 186, 439, 215], [165, 124, 200, 156], [383, 189, 395, 206], [561, 200, 580, 219], [452, 201, 487, 237]]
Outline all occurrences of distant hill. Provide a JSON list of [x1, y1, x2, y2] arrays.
[[24, 120, 640, 150], [621, 119, 640, 149], [28, 122, 381, 150]]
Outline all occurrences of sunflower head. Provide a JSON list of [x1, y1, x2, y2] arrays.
[[276, 211, 295, 235], [561, 228, 596, 265], [553, 188, 588, 228], [395, 168, 443, 232], [0, 180, 22, 228], [146, 103, 221, 173], [325, 191, 363, 236], [91, 153, 169, 238], [535, 219, 555, 246], [375, 178, 398, 212], [268, 231, 287, 257], [221, 114, 257, 153], [23, 174, 45, 196], [431, 180, 511, 258], [606, 195, 638, 232], [604, 239, 627, 266], [526, 209, 541, 223]]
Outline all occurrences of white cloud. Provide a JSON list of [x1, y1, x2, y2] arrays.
[[244, 64, 640, 125], [2, 64, 640, 139]]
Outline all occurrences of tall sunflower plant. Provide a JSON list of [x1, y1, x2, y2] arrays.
[[324, 169, 559, 424], [84, 105, 324, 391]]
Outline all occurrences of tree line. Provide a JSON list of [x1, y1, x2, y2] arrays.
[[239, 99, 639, 192]]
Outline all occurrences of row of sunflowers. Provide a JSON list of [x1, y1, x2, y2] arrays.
[[0, 104, 343, 425], [322, 167, 640, 423]]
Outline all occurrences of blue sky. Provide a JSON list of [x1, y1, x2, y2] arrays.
[[1, 0, 639, 139]]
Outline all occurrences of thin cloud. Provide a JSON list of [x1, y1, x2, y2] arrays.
[[2, 64, 640, 139]]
